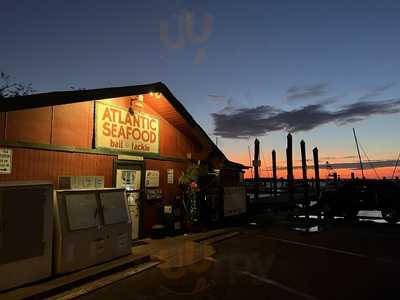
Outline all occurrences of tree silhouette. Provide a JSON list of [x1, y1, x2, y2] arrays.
[[0, 71, 34, 99]]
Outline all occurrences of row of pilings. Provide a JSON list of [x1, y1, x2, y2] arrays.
[[253, 133, 321, 204]]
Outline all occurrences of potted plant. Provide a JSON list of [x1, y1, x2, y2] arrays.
[[178, 163, 207, 232]]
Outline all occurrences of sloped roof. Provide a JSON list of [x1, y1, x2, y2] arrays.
[[224, 160, 250, 170], [0, 82, 229, 163]]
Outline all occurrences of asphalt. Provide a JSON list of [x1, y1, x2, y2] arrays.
[[72, 216, 400, 300]]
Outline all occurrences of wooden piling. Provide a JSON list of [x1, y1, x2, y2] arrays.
[[272, 149, 277, 197], [300, 140, 309, 207], [254, 138, 260, 201], [300, 140, 307, 181], [287, 133, 294, 201], [313, 147, 320, 198], [287, 134, 293, 182]]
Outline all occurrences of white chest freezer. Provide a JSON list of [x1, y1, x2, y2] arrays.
[[53, 188, 132, 274]]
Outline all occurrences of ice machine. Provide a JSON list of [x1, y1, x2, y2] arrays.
[[53, 188, 132, 274]]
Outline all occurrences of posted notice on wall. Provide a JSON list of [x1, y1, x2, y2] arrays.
[[145, 170, 160, 187], [95, 101, 159, 154], [0, 148, 12, 174], [116, 169, 141, 190], [167, 169, 174, 184]]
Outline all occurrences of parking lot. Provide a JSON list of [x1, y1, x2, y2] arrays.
[[73, 214, 400, 300]]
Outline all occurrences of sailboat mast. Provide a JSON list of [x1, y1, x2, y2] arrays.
[[392, 152, 400, 179], [248, 145, 254, 179], [353, 128, 365, 178]]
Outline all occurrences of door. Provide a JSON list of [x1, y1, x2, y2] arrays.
[[114, 160, 145, 240]]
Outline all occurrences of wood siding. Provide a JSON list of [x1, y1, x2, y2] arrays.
[[143, 159, 186, 234], [52, 102, 93, 148], [0, 95, 211, 236], [0, 112, 5, 140], [6, 107, 52, 144], [1, 96, 197, 160], [0, 147, 115, 187]]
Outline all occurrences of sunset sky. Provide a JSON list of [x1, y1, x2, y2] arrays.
[[2, 0, 400, 179]]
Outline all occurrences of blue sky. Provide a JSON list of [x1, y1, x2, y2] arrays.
[[2, 0, 400, 177]]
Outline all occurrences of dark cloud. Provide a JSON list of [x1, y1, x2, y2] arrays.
[[336, 99, 400, 123], [358, 82, 396, 101], [212, 98, 400, 138], [318, 96, 340, 106], [286, 83, 328, 101], [212, 105, 281, 138]]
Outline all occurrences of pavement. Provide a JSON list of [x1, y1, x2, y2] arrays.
[[4, 214, 400, 300], [70, 214, 400, 300], [0, 228, 238, 300]]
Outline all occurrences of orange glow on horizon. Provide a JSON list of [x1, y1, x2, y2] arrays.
[[227, 152, 398, 180], [242, 166, 398, 180]]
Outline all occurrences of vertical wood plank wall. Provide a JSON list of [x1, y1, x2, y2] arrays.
[[0, 148, 115, 187]]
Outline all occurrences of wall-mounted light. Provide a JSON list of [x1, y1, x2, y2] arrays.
[[135, 94, 144, 108], [149, 91, 161, 99]]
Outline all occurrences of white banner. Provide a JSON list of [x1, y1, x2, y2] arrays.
[[95, 101, 159, 154]]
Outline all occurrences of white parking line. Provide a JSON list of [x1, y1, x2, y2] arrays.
[[45, 261, 160, 300], [258, 235, 368, 258], [241, 271, 320, 300], [256, 234, 400, 265]]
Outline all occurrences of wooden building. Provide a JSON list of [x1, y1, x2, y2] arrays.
[[0, 82, 244, 237]]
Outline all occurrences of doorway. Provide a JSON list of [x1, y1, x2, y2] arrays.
[[113, 159, 145, 240]]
